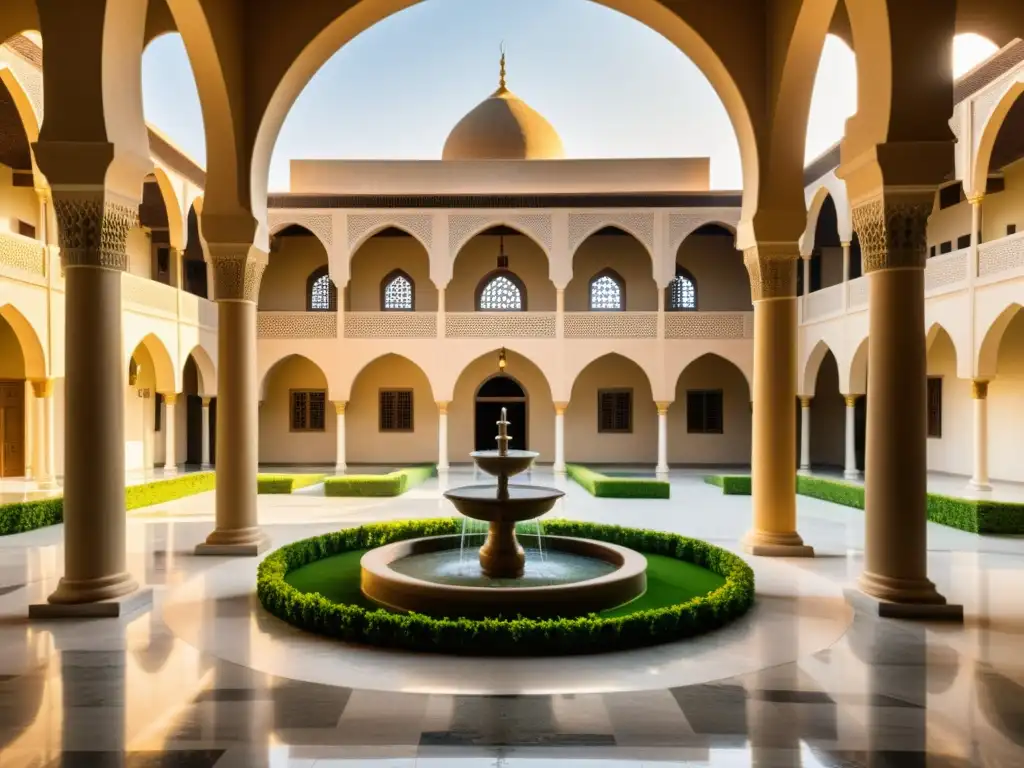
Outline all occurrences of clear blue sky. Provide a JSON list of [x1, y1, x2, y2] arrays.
[[141, 0, 993, 192]]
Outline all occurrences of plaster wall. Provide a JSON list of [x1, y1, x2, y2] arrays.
[[347, 354, 438, 465], [448, 235, 554, 311], [990, 312, 1024, 482], [675, 234, 751, 311], [259, 355, 335, 465], [668, 353, 751, 465], [259, 234, 329, 311], [565, 356, 656, 465], [925, 330, 972, 477], [347, 237, 437, 312], [565, 234, 656, 311]]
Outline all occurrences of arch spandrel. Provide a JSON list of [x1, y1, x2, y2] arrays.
[[342, 352, 436, 404], [668, 349, 752, 398], [258, 352, 338, 402], [971, 77, 1024, 198]]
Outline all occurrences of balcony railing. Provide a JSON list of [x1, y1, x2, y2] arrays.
[[925, 247, 969, 295], [0, 231, 46, 280], [257, 311, 337, 339], [803, 282, 845, 322], [345, 311, 437, 338], [122, 272, 178, 316], [847, 276, 868, 311], [445, 312, 556, 338], [664, 311, 753, 340], [564, 311, 657, 339], [979, 231, 1024, 279]]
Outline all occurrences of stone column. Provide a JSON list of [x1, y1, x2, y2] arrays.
[[34, 194, 142, 611], [30, 379, 54, 484], [556, 288, 565, 339], [844, 395, 861, 480], [162, 393, 178, 472], [742, 244, 813, 557], [841, 241, 851, 312], [656, 289, 666, 339], [437, 401, 449, 470], [553, 402, 567, 473], [969, 380, 991, 491], [200, 397, 212, 467], [196, 246, 268, 556], [798, 396, 812, 472], [969, 196, 983, 279], [437, 287, 446, 340], [851, 193, 953, 612], [334, 401, 347, 472], [655, 402, 670, 475]]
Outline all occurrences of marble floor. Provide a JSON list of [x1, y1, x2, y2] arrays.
[[0, 469, 1022, 766]]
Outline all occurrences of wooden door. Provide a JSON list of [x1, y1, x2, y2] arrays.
[[0, 382, 25, 477]]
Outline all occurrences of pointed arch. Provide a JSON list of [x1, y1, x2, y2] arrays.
[[149, 165, 186, 250], [380, 268, 415, 311], [568, 351, 655, 399], [128, 333, 176, 394], [348, 218, 431, 257], [268, 215, 333, 255], [0, 63, 44, 189], [972, 77, 1024, 198], [569, 217, 655, 263], [977, 303, 1022, 379], [847, 335, 869, 396], [0, 303, 45, 379], [667, 265, 698, 311], [306, 264, 338, 311], [801, 339, 835, 397], [451, 219, 551, 262], [258, 352, 333, 401], [588, 267, 626, 311], [476, 270, 526, 312], [183, 343, 216, 396]]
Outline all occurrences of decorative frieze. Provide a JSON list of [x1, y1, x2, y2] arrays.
[[568, 212, 654, 255], [347, 214, 432, 251], [444, 312, 556, 338], [664, 312, 751, 340], [851, 193, 932, 273], [343, 311, 437, 338], [563, 312, 657, 339], [0, 231, 45, 277], [269, 213, 333, 247], [448, 213, 553, 255], [257, 311, 337, 339], [668, 210, 739, 253]]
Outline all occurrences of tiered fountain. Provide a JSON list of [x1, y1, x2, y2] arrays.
[[360, 409, 647, 618]]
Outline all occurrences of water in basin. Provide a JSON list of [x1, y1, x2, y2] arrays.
[[389, 547, 616, 588]]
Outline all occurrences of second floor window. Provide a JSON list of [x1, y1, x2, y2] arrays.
[[381, 270, 414, 311], [307, 266, 338, 311], [668, 267, 697, 311], [589, 270, 624, 311], [477, 272, 525, 311]]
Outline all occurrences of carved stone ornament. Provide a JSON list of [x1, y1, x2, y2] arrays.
[[53, 194, 137, 271], [209, 245, 267, 302], [852, 194, 933, 273], [743, 243, 798, 301]]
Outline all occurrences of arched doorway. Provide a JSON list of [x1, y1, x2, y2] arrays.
[[475, 375, 527, 452]]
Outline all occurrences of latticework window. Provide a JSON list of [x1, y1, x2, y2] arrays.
[[598, 389, 632, 433], [290, 390, 327, 431], [478, 273, 524, 311], [380, 390, 414, 432], [927, 377, 942, 438], [307, 267, 337, 311], [382, 271, 414, 311], [686, 390, 723, 434], [668, 268, 697, 311], [589, 271, 624, 311]]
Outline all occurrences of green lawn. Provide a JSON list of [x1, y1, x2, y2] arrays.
[[283, 549, 726, 618]]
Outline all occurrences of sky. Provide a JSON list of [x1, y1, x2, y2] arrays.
[[140, 0, 999, 193]]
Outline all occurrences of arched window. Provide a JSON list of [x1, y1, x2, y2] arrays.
[[668, 267, 697, 311], [589, 269, 625, 311], [381, 269, 414, 311], [306, 266, 337, 311], [476, 271, 526, 311]]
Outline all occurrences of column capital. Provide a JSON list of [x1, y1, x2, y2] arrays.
[[333, 400, 347, 415], [208, 243, 268, 302], [743, 242, 798, 301], [851, 190, 933, 273], [201, 396, 213, 407], [799, 396, 812, 408], [844, 394, 861, 408], [52, 191, 137, 272], [655, 401, 671, 416], [30, 379, 54, 398], [161, 392, 179, 405], [968, 194, 984, 206], [554, 401, 568, 415], [840, 241, 851, 249], [971, 380, 989, 400], [436, 400, 450, 415]]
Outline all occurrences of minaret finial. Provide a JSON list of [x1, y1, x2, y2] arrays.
[[498, 42, 507, 91]]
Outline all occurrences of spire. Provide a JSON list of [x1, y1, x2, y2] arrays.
[[498, 42, 507, 92]]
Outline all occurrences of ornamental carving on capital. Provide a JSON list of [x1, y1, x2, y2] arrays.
[[852, 195, 932, 273], [743, 243, 798, 301], [210, 248, 267, 302], [53, 195, 137, 271]]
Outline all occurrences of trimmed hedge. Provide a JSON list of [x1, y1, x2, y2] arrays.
[[566, 464, 670, 499], [703, 475, 752, 495], [0, 471, 218, 536], [703, 473, 1024, 534], [256, 517, 754, 655], [324, 465, 435, 497], [258, 474, 326, 494]]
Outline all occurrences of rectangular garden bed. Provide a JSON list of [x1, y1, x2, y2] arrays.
[[324, 465, 436, 497], [567, 465, 670, 499]]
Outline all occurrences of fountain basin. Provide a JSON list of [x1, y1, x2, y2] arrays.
[[443, 484, 563, 523], [361, 534, 647, 618], [470, 449, 538, 478]]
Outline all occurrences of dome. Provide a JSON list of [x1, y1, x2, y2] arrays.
[[442, 53, 564, 161]]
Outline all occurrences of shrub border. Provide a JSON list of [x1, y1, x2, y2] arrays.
[[703, 473, 1024, 535], [323, 465, 435, 497], [256, 517, 754, 656], [566, 464, 670, 499], [257, 473, 327, 494]]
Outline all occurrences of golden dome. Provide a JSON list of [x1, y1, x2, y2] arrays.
[[442, 52, 564, 161]]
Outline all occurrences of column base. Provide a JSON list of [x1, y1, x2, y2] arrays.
[[334, 464, 347, 474], [742, 529, 814, 558], [798, 465, 811, 474], [553, 464, 566, 474], [42, 571, 139, 605], [437, 463, 450, 472], [844, 588, 963, 622], [843, 470, 862, 481], [195, 527, 269, 557], [31, 587, 153, 619], [968, 479, 992, 492], [655, 465, 669, 475]]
